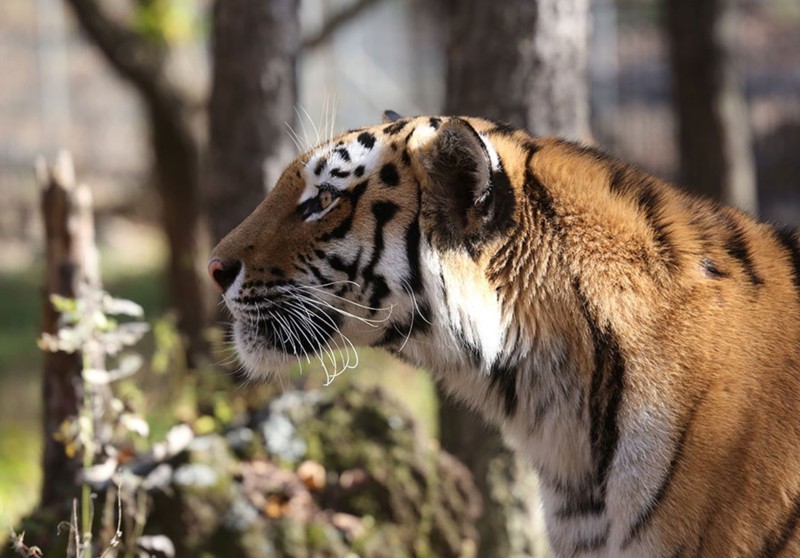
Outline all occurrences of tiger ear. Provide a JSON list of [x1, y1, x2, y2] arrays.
[[415, 118, 512, 252], [382, 110, 404, 123]]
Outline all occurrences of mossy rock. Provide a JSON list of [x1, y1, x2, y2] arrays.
[[5, 386, 480, 558]]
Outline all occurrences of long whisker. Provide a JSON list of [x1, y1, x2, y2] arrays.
[[299, 104, 321, 146], [294, 106, 312, 151], [281, 298, 358, 385], [284, 122, 305, 154], [292, 290, 393, 328], [291, 283, 395, 316]]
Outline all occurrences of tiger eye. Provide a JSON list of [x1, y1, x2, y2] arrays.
[[319, 190, 333, 210]]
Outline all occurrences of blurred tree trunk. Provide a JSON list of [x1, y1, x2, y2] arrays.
[[38, 153, 101, 507], [666, 0, 757, 213], [65, 0, 208, 363], [442, 1, 589, 555], [207, 0, 299, 243], [445, 0, 590, 141]]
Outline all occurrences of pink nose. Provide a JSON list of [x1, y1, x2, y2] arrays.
[[208, 258, 241, 292]]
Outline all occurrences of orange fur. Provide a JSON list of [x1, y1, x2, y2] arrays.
[[210, 115, 800, 556]]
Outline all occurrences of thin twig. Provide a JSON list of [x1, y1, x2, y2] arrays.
[[301, 0, 385, 51]]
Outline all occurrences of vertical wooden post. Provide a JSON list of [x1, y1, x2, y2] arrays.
[[38, 152, 101, 507]]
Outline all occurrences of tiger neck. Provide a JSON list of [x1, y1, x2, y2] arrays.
[[401, 232, 597, 482]]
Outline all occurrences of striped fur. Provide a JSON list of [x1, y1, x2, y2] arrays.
[[210, 115, 800, 556]]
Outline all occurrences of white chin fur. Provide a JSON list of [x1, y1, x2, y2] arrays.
[[232, 320, 291, 382]]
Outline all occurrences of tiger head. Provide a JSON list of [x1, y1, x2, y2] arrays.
[[209, 113, 525, 388]]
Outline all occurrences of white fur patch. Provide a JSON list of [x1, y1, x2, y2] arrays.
[[479, 133, 501, 171], [299, 135, 383, 221]]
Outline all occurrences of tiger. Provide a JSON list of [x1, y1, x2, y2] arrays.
[[208, 112, 800, 557]]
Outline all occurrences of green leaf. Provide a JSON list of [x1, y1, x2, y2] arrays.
[[49, 293, 77, 314]]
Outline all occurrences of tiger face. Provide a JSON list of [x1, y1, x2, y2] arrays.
[[209, 115, 517, 388]]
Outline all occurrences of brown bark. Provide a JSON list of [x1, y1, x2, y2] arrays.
[[445, 0, 590, 141], [65, 0, 208, 361], [442, 0, 589, 555], [38, 153, 100, 507], [206, 0, 299, 243], [666, 0, 757, 212]]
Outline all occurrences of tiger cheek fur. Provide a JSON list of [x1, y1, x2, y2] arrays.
[[210, 114, 800, 557]]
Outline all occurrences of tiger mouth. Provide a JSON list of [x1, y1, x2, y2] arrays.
[[231, 297, 341, 358]]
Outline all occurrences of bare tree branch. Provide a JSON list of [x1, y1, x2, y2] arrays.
[[67, 0, 159, 92], [65, 0, 208, 362], [300, 0, 383, 51], [65, 0, 189, 128]]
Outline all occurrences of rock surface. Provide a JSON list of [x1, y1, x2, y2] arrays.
[[6, 386, 481, 557]]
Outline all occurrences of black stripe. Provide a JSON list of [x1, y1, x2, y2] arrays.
[[637, 181, 679, 272], [484, 163, 517, 236], [319, 180, 368, 242], [333, 147, 351, 162], [360, 201, 399, 312], [307, 262, 334, 285], [379, 163, 400, 187], [353, 165, 365, 177], [405, 220, 423, 292], [376, 322, 405, 347], [700, 256, 728, 279], [573, 525, 609, 554], [756, 491, 800, 558], [722, 213, 763, 287], [486, 119, 517, 136], [401, 149, 411, 166], [314, 158, 327, 176], [556, 493, 605, 519], [575, 279, 626, 505], [330, 168, 350, 178], [774, 225, 800, 293], [357, 131, 377, 149], [403, 186, 423, 293], [608, 164, 678, 273], [383, 119, 409, 136], [622, 391, 706, 548], [372, 201, 398, 226], [531, 389, 556, 429], [454, 329, 482, 367], [489, 360, 518, 416], [327, 250, 361, 282], [608, 164, 634, 196], [376, 302, 431, 348], [570, 141, 617, 166], [367, 277, 390, 313], [523, 147, 558, 225]]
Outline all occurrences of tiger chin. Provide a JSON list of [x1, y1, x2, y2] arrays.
[[209, 112, 800, 557]]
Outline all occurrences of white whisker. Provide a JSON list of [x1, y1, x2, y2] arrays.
[[284, 121, 305, 154]]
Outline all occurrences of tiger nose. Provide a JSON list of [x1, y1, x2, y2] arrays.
[[208, 258, 242, 292]]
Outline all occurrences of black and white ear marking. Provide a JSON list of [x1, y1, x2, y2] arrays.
[[417, 118, 515, 254], [382, 110, 404, 123]]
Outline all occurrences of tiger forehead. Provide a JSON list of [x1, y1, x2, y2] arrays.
[[298, 131, 379, 202], [297, 116, 447, 204]]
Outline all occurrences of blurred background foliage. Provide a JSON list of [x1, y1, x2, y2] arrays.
[[0, 0, 799, 555]]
